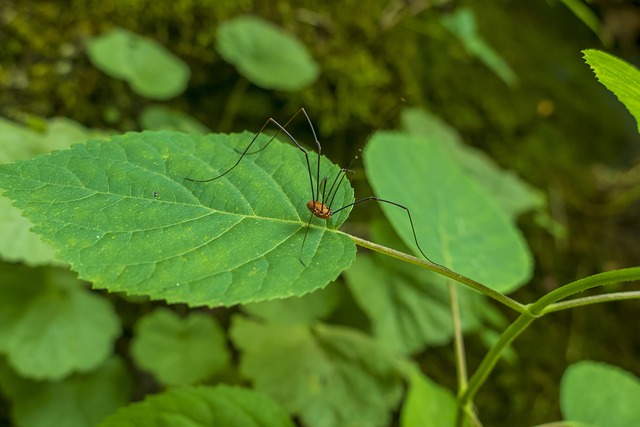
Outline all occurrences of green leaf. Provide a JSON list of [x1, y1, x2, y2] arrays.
[[0, 131, 355, 307], [442, 7, 517, 86], [0, 356, 131, 427], [86, 27, 190, 100], [401, 108, 546, 218], [0, 117, 105, 266], [130, 308, 230, 385], [216, 16, 320, 91], [139, 105, 209, 134], [0, 264, 120, 380], [344, 255, 454, 353], [583, 49, 640, 133], [364, 131, 532, 293], [560, 361, 640, 427], [241, 284, 342, 325], [99, 384, 294, 427], [400, 366, 457, 427], [344, 221, 497, 353], [230, 316, 403, 427]]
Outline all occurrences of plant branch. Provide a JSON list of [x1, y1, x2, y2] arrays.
[[459, 314, 535, 407], [540, 290, 640, 314], [528, 267, 640, 315], [348, 234, 527, 313], [449, 280, 468, 390]]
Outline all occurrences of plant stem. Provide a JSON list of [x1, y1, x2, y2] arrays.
[[541, 290, 640, 314], [348, 234, 527, 313], [459, 267, 640, 410], [449, 280, 468, 390], [528, 266, 640, 315], [459, 314, 535, 407]]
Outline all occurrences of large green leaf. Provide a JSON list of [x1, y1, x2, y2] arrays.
[[401, 107, 545, 219], [0, 131, 355, 307], [560, 361, 640, 427], [0, 356, 131, 427], [364, 131, 532, 293], [99, 385, 294, 427], [130, 308, 230, 385], [583, 49, 640, 133], [230, 316, 403, 427], [86, 28, 190, 100], [0, 117, 105, 266], [216, 16, 320, 91], [0, 263, 120, 380]]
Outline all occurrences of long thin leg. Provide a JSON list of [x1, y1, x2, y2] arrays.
[[325, 168, 354, 210], [333, 196, 436, 263], [299, 214, 315, 266], [185, 113, 319, 205], [233, 108, 323, 207]]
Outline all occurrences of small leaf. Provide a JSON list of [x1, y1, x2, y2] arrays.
[[0, 356, 131, 427], [442, 7, 517, 86], [364, 131, 532, 293], [99, 384, 294, 427], [0, 264, 120, 380], [139, 105, 209, 134], [87, 27, 190, 100], [130, 308, 230, 385], [0, 131, 355, 307], [217, 16, 320, 91], [231, 316, 403, 427], [560, 361, 640, 427], [583, 49, 640, 133], [400, 366, 457, 427]]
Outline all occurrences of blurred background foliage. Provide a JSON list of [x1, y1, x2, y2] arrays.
[[1, 0, 639, 425]]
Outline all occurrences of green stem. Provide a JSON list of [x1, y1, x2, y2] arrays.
[[217, 77, 249, 132], [459, 267, 640, 411], [528, 266, 640, 315], [349, 234, 527, 314], [541, 290, 640, 314], [459, 314, 535, 406], [449, 280, 468, 389]]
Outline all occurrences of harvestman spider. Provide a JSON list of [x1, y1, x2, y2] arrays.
[[185, 108, 435, 265]]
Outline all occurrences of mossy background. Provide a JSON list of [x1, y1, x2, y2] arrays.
[[1, 0, 639, 425]]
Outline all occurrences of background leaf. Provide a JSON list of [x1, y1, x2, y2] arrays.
[[344, 220, 502, 354], [99, 384, 294, 427], [345, 255, 453, 352], [364, 131, 532, 293], [400, 366, 457, 427], [583, 49, 640, 133], [442, 7, 517, 86], [401, 107, 546, 219], [230, 316, 403, 427], [86, 27, 190, 100], [0, 264, 120, 380], [0, 131, 355, 307], [130, 308, 230, 385], [0, 356, 131, 427], [242, 284, 342, 325], [216, 16, 320, 91], [560, 360, 640, 427], [139, 105, 209, 134]]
